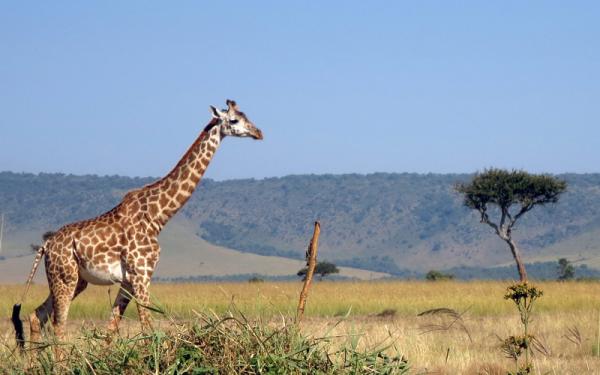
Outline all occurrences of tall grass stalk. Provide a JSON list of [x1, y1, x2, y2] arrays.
[[503, 282, 543, 375]]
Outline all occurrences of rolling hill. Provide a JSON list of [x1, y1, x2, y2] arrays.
[[0, 216, 386, 283], [1, 171, 599, 279]]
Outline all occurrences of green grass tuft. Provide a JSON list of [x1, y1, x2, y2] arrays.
[[1, 308, 409, 374]]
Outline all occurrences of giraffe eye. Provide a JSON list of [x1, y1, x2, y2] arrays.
[[230, 119, 239, 124]]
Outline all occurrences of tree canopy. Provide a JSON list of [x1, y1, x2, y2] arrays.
[[456, 169, 567, 219]]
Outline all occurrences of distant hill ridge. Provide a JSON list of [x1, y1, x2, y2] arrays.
[[1, 171, 600, 275]]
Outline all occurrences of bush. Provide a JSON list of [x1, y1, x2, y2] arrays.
[[557, 258, 575, 281], [425, 270, 455, 281]]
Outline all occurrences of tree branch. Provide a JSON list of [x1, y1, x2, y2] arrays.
[[509, 203, 533, 229], [478, 207, 502, 237], [500, 207, 509, 232]]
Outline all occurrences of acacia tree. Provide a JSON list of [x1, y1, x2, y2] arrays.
[[557, 258, 575, 281], [455, 169, 567, 281], [298, 261, 339, 281]]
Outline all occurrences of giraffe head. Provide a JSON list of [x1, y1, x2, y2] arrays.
[[209, 100, 263, 140]]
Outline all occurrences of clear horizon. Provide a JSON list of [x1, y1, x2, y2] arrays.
[[1, 2, 599, 179]]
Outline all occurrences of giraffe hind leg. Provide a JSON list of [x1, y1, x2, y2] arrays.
[[29, 294, 53, 345], [51, 277, 87, 341], [29, 278, 87, 345]]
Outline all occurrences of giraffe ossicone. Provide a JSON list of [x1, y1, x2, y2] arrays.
[[13, 100, 263, 347]]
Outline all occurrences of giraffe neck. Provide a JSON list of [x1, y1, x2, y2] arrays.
[[141, 121, 222, 229]]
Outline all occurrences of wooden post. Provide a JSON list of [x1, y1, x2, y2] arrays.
[[296, 221, 321, 324]]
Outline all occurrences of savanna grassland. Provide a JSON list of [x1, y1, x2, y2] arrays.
[[1, 281, 600, 374]]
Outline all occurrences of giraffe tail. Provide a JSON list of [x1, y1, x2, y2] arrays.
[[11, 304, 24, 350], [12, 244, 46, 350]]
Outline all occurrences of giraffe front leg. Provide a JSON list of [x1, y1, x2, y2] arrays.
[[108, 282, 133, 333], [131, 274, 153, 331], [125, 237, 160, 331]]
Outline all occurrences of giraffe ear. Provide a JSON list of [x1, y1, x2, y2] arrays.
[[226, 99, 239, 113], [210, 105, 225, 119]]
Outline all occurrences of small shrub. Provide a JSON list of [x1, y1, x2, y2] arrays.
[[557, 258, 575, 281], [425, 270, 455, 281]]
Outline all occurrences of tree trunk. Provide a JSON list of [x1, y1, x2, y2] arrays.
[[506, 238, 528, 282]]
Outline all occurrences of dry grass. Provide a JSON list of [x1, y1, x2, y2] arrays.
[[301, 311, 600, 374], [2, 280, 598, 319], [1, 280, 600, 373]]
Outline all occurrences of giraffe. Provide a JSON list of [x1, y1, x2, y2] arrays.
[[13, 100, 263, 347]]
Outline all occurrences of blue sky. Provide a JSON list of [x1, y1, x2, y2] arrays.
[[0, 2, 598, 180]]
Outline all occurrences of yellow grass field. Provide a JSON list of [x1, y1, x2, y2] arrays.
[[2, 281, 600, 374]]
